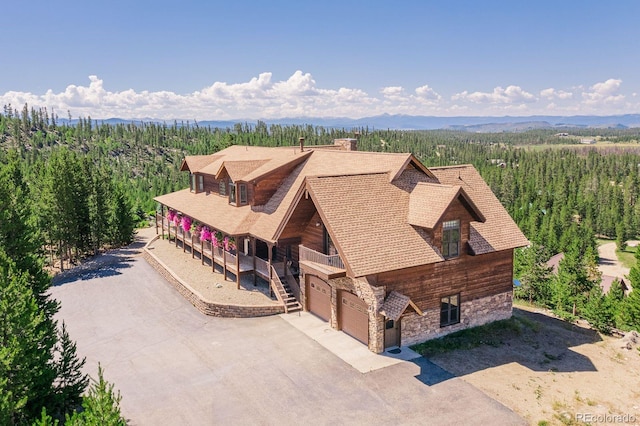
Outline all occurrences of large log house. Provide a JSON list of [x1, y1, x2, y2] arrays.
[[154, 138, 528, 353]]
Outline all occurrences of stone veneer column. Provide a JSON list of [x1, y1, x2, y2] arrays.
[[330, 286, 339, 329], [353, 278, 386, 353]]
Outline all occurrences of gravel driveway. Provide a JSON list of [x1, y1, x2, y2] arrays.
[[49, 232, 523, 425], [597, 241, 637, 279]]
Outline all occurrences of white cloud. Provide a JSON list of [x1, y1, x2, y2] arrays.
[[0, 73, 634, 119], [415, 84, 441, 101], [452, 85, 536, 104], [540, 88, 573, 100], [582, 78, 625, 106]]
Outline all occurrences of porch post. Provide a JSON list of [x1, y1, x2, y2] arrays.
[[223, 240, 227, 281], [252, 237, 257, 286], [161, 205, 165, 240], [182, 228, 186, 253], [155, 205, 159, 235], [236, 238, 241, 290], [191, 234, 195, 259], [201, 239, 204, 265], [167, 217, 171, 244], [267, 243, 273, 298]]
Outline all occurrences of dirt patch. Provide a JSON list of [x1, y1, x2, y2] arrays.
[[423, 305, 640, 425]]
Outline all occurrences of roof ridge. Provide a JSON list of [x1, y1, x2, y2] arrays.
[[309, 171, 390, 179], [428, 164, 473, 170]]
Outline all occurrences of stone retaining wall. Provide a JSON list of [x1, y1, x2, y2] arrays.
[[401, 291, 513, 346], [143, 250, 284, 318]]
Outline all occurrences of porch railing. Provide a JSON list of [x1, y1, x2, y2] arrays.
[[255, 257, 269, 278], [285, 262, 300, 302], [299, 245, 345, 270], [270, 265, 286, 308]]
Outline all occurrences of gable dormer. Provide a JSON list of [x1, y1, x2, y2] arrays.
[[408, 183, 484, 258]]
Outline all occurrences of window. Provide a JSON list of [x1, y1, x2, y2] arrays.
[[442, 220, 460, 258], [218, 180, 226, 196], [440, 294, 460, 327], [198, 175, 204, 192], [239, 184, 247, 205], [229, 181, 236, 204], [190, 173, 196, 193]]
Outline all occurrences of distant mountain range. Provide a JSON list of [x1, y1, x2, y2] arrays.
[[60, 113, 640, 132]]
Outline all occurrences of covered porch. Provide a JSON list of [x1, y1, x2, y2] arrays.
[[154, 206, 301, 313]]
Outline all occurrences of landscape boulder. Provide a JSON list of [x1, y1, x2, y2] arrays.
[[620, 330, 639, 350]]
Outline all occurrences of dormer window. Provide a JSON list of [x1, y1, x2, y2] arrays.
[[228, 182, 248, 206], [239, 184, 247, 205], [198, 175, 204, 192], [442, 220, 460, 259], [190, 173, 196, 193], [219, 180, 226, 196], [229, 180, 236, 205]]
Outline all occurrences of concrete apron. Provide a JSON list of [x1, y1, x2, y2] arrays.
[[280, 311, 421, 373]]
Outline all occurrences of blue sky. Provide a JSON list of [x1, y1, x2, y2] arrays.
[[2, 0, 639, 119]]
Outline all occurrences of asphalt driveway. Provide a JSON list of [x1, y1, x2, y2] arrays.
[[50, 247, 523, 425]]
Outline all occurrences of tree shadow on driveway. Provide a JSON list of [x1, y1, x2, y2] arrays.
[[51, 232, 148, 286]]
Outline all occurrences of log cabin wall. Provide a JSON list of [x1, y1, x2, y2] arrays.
[[375, 248, 514, 311]]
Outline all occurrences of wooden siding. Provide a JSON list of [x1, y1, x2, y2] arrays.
[[431, 195, 475, 257], [253, 161, 303, 206], [279, 196, 318, 240], [375, 249, 514, 311], [300, 212, 324, 253]]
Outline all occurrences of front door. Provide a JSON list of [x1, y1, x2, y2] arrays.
[[384, 318, 401, 349]]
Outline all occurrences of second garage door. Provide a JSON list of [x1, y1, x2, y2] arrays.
[[307, 276, 331, 322], [339, 291, 369, 344]]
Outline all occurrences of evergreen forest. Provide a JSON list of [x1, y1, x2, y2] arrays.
[[2, 103, 640, 422]]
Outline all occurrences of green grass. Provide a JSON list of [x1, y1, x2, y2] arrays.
[[410, 315, 535, 356], [597, 238, 638, 269], [616, 245, 638, 269]]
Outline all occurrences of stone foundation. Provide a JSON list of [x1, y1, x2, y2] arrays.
[[143, 251, 284, 318], [400, 291, 513, 346]]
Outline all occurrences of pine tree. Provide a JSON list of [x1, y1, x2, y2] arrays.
[[621, 247, 640, 330], [0, 248, 56, 425], [52, 322, 89, 419], [65, 365, 126, 426], [109, 184, 135, 246]]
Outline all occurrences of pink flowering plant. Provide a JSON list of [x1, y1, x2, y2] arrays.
[[200, 226, 212, 242], [181, 216, 192, 233], [167, 209, 176, 223]]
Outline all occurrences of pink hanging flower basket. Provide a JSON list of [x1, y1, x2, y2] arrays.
[[200, 226, 212, 242], [167, 209, 176, 223], [181, 216, 192, 233]]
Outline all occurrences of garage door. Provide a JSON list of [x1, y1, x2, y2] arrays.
[[340, 291, 369, 344], [307, 276, 331, 322]]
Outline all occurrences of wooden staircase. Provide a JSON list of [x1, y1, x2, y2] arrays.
[[281, 280, 302, 313], [270, 265, 302, 313]]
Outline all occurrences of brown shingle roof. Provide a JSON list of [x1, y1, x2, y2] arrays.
[[306, 173, 442, 277], [408, 183, 484, 229], [157, 149, 528, 278], [181, 154, 223, 172], [154, 189, 258, 236], [216, 160, 270, 181], [252, 149, 415, 243], [430, 165, 529, 253], [379, 291, 411, 321]]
